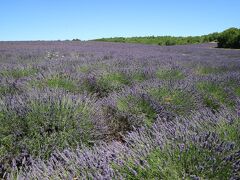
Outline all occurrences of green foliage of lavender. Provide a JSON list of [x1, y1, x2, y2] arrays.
[[197, 82, 236, 110], [0, 94, 94, 162], [156, 69, 185, 80], [116, 95, 157, 127], [46, 75, 79, 92], [113, 143, 234, 179], [149, 87, 197, 115], [97, 72, 131, 95], [0, 68, 38, 78]]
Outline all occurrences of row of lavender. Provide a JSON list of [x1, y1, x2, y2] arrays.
[[0, 41, 240, 179]]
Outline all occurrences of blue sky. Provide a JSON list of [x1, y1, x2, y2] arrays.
[[0, 0, 240, 41]]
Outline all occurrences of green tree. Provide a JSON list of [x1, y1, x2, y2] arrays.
[[217, 28, 240, 48]]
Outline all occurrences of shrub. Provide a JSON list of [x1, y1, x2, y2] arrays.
[[112, 134, 235, 179], [97, 72, 130, 95], [165, 39, 176, 46], [149, 87, 196, 115], [0, 95, 94, 161], [197, 82, 235, 111], [217, 28, 240, 49], [116, 95, 157, 127]]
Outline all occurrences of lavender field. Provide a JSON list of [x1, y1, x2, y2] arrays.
[[0, 41, 240, 179]]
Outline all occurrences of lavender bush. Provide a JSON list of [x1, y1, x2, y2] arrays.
[[0, 41, 240, 179]]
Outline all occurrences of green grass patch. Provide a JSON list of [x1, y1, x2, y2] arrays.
[[94, 63, 109, 70], [78, 65, 90, 73], [196, 66, 231, 75], [131, 72, 147, 82], [0, 86, 8, 93], [1, 68, 38, 78], [0, 86, 10, 95], [197, 82, 235, 110], [226, 79, 240, 97], [46, 76, 77, 91], [30, 75, 79, 92], [116, 95, 157, 127], [156, 69, 184, 80], [97, 72, 130, 94], [0, 85, 22, 96], [79, 79, 97, 94], [217, 118, 240, 146], [196, 66, 223, 75], [195, 65, 240, 75], [0, 97, 93, 159], [112, 143, 232, 179], [149, 87, 196, 115], [235, 87, 240, 96]]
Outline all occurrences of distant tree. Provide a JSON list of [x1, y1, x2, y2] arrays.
[[94, 27, 240, 48], [72, 38, 81, 41], [207, 32, 220, 42], [165, 39, 176, 46], [217, 28, 240, 48]]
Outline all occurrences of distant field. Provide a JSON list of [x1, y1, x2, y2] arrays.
[[0, 41, 240, 179]]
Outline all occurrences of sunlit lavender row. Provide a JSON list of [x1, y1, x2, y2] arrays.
[[0, 41, 240, 179]]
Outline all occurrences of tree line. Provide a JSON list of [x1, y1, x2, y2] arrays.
[[94, 27, 240, 49]]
